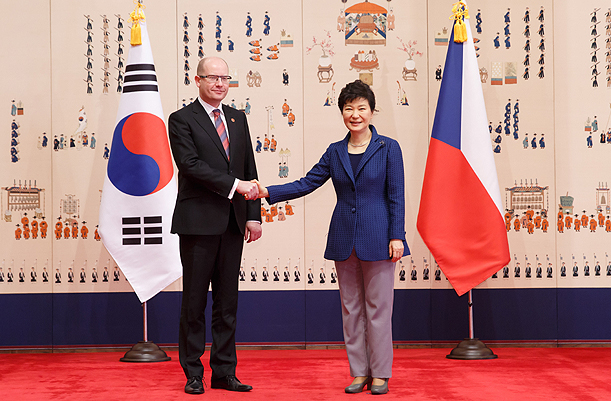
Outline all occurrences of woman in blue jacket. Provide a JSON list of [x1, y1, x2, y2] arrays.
[[256, 80, 409, 395]]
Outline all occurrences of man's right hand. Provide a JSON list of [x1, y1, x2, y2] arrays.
[[251, 179, 269, 199], [236, 180, 259, 200]]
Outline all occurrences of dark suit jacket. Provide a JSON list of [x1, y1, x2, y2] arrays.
[[168, 100, 261, 235], [267, 125, 409, 261]]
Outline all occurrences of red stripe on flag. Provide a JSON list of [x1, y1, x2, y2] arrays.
[[417, 138, 510, 295]]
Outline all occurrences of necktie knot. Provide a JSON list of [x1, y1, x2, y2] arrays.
[[213, 109, 221, 118]]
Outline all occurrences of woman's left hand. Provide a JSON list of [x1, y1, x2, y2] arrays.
[[389, 239, 404, 263]]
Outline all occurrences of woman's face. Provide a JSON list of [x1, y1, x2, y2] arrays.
[[342, 98, 373, 135]]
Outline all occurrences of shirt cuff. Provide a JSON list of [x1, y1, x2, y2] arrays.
[[228, 178, 239, 199]]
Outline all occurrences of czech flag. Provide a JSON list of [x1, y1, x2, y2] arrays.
[[99, 9, 181, 303], [417, 4, 510, 296]]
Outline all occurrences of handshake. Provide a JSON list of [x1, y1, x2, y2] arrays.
[[236, 179, 269, 200]]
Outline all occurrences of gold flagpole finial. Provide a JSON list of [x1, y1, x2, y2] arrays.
[[129, 0, 146, 46], [450, 1, 469, 43]]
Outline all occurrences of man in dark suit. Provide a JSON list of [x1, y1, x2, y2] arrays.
[[168, 57, 262, 395]]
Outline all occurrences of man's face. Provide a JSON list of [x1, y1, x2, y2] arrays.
[[195, 59, 229, 107]]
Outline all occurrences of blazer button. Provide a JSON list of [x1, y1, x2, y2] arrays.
[[351, 207, 356, 213]]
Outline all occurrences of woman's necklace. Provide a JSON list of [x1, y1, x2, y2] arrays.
[[349, 136, 371, 147]]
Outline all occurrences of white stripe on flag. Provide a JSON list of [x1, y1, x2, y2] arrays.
[[460, 20, 504, 217]]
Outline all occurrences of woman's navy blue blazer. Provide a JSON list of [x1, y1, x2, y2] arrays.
[[267, 125, 410, 262]]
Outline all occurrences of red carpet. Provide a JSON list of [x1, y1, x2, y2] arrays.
[[1, 348, 609, 400]]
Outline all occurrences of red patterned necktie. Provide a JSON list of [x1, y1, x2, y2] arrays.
[[212, 109, 229, 160]]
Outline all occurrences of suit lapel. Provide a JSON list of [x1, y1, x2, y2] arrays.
[[191, 101, 229, 162], [337, 134, 355, 184], [355, 126, 383, 178]]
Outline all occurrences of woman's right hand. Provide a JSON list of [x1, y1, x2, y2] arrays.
[[251, 179, 269, 199]]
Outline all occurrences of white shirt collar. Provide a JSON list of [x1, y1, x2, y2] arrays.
[[197, 97, 224, 117], [198, 97, 230, 141]]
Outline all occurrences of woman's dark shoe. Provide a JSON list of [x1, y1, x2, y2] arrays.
[[344, 377, 372, 393], [371, 378, 389, 395]]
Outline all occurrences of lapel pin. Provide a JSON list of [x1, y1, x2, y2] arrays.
[[231, 118, 235, 123]]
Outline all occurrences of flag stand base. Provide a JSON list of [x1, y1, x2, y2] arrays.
[[446, 338, 498, 360], [120, 341, 171, 363]]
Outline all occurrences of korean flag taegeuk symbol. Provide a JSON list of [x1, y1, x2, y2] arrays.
[[107, 112, 173, 196]]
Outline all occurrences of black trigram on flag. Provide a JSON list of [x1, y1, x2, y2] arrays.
[[122, 63, 158, 93], [122, 216, 163, 245]]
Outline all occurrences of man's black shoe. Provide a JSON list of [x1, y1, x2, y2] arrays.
[[210, 375, 252, 392], [185, 376, 205, 394]]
